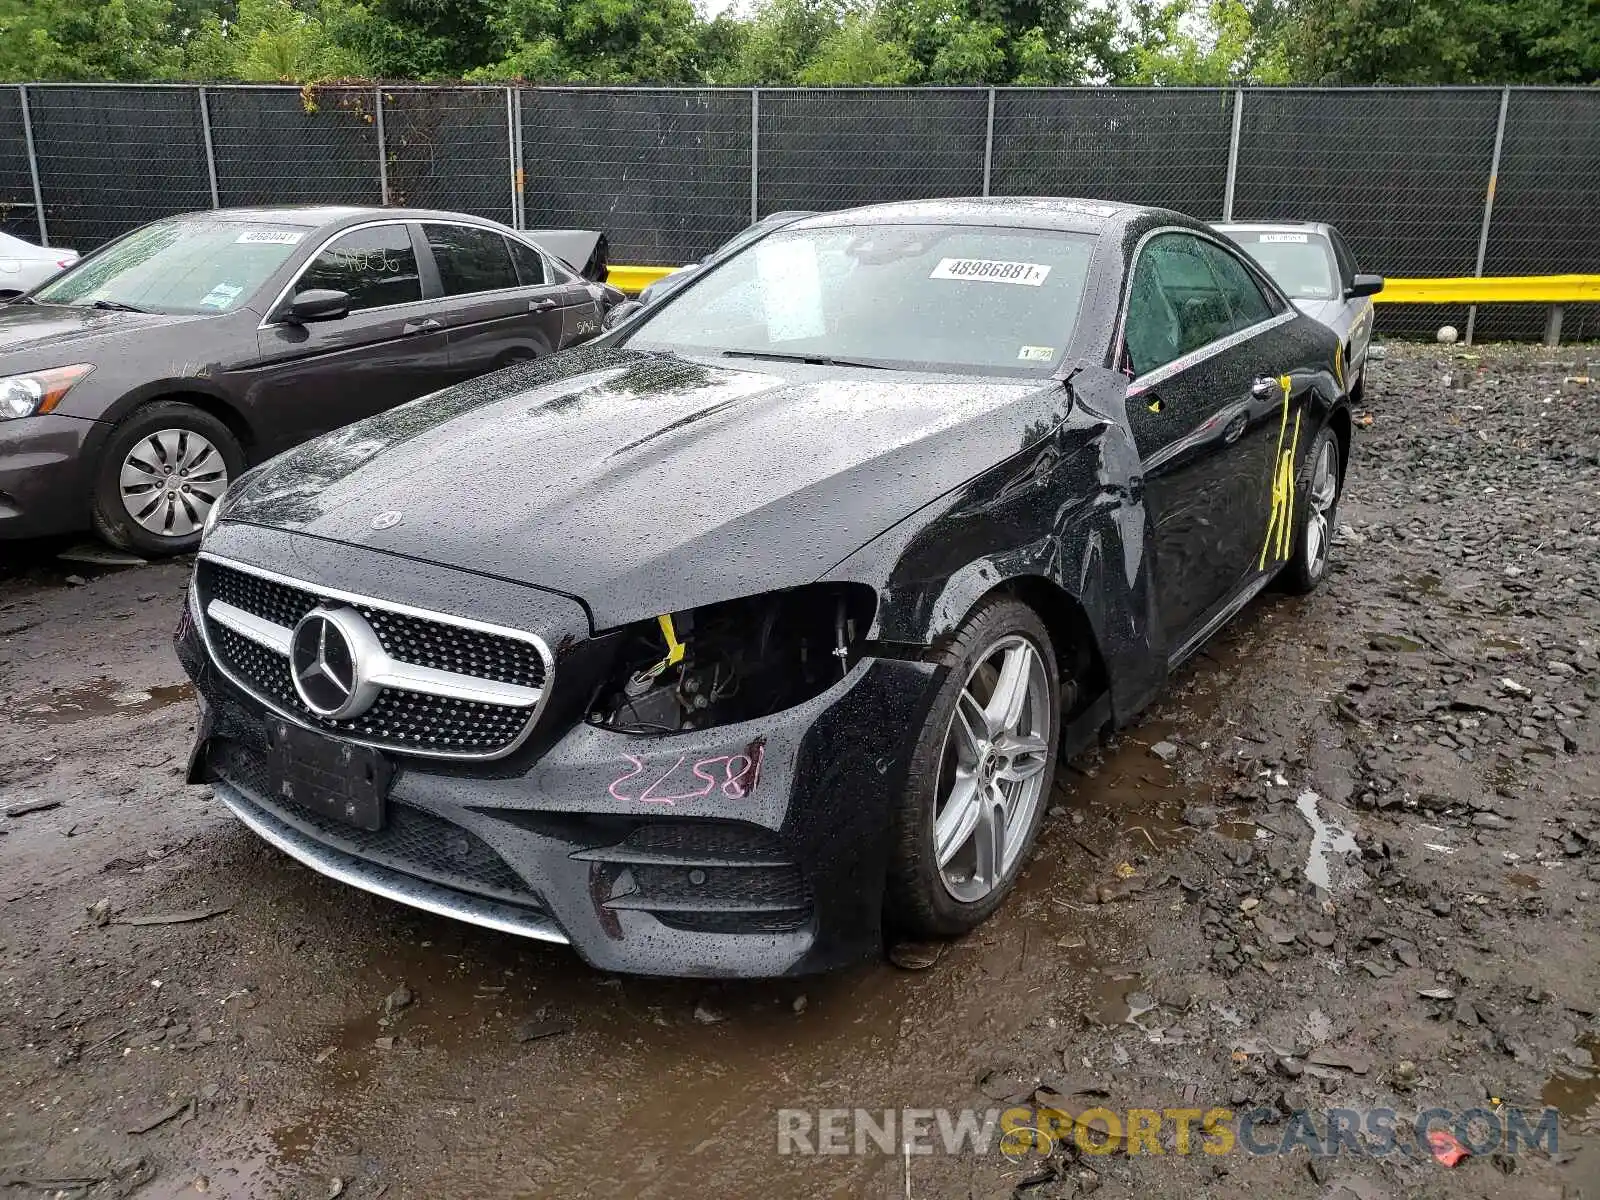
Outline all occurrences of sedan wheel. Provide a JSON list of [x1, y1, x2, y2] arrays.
[[119, 428, 230, 538], [935, 635, 1053, 903], [1281, 425, 1343, 595], [886, 597, 1061, 937], [1303, 436, 1339, 581], [91, 401, 246, 556]]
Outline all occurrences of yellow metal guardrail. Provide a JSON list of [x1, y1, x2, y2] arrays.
[[609, 265, 1600, 305], [1373, 275, 1600, 305], [607, 264, 678, 294]]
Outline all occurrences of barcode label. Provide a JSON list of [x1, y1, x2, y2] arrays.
[[930, 258, 1052, 286]]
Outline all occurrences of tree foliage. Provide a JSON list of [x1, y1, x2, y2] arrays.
[[0, 0, 1593, 84]]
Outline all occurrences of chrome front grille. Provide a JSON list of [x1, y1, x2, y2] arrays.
[[194, 556, 552, 760], [203, 561, 546, 689]]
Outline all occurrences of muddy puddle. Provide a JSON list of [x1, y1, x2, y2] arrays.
[[1295, 790, 1359, 891], [7, 677, 194, 726], [176, 729, 1248, 1199], [1543, 1034, 1600, 1128]]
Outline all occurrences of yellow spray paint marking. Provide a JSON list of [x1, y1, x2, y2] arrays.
[[1258, 375, 1299, 570], [1333, 342, 1345, 392], [657, 614, 687, 666]]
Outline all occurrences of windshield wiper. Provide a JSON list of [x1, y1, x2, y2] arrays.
[[87, 299, 149, 313], [720, 349, 890, 370]]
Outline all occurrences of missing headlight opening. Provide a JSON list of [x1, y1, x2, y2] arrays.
[[592, 584, 877, 734]]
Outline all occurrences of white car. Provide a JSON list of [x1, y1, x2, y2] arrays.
[[0, 232, 79, 299], [1214, 222, 1383, 400]]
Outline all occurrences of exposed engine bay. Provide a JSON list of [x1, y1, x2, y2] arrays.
[[591, 585, 877, 733]]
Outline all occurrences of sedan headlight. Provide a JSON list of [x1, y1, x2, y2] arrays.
[[0, 364, 94, 420]]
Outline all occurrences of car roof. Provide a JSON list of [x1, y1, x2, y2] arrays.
[[794, 196, 1154, 236], [152, 205, 516, 230], [1214, 220, 1336, 238]]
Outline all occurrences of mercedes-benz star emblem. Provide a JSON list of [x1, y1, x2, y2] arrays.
[[371, 509, 404, 530], [289, 606, 383, 719]]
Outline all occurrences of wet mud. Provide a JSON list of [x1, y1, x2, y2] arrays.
[[2, 343, 1599, 1199]]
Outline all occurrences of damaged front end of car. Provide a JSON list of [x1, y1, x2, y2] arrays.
[[177, 529, 940, 977]]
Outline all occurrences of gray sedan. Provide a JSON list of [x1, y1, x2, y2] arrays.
[[1214, 222, 1383, 400]]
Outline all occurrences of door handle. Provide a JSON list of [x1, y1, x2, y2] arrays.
[[528, 298, 559, 312], [402, 318, 442, 335], [1250, 376, 1278, 398]]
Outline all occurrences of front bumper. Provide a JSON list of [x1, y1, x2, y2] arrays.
[[176, 567, 938, 978], [0, 413, 102, 539]]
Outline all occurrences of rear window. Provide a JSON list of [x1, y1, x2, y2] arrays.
[[625, 223, 1097, 375], [1225, 230, 1337, 301]]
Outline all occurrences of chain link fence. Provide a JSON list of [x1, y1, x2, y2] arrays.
[[207, 86, 381, 211], [992, 88, 1234, 219], [1475, 88, 1600, 340], [757, 88, 988, 215], [385, 86, 512, 223], [1233, 87, 1505, 336], [521, 88, 752, 264], [2, 83, 1596, 338], [0, 87, 35, 240]]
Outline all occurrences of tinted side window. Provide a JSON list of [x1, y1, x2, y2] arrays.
[[1197, 240, 1276, 329], [1149, 234, 1232, 356], [427, 224, 519, 296], [295, 225, 420, 312], [1123, 250, 1184, 375], [507, 238, 546, 286]]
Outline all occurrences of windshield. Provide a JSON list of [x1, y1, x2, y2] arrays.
[[1226, 231, 1337, 301], [33, 218, 307, 314], [624, 223, 1097, 375]]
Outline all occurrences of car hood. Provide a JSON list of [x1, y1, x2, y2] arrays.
[[224, 347, 1060, 629], [1292, 298, 1344, 328], [0, 303, 209, 362]]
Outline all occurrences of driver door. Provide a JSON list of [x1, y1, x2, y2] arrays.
[[240, 222, 454, 454], [1121, 232, 1282, 654]]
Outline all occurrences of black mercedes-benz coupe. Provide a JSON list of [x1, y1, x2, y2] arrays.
[[176, 198, 1353, 978]]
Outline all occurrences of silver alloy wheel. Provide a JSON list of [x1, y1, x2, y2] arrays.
[[933, 634, 1053, 904], [118, 428, 229, 538], [1304, 437, 1340, 579]]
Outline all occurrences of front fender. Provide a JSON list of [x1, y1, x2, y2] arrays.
[[824, 365, 1166, 726]]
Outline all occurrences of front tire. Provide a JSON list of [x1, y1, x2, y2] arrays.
[[886, 597, 1060, 938], [1280, 425, 1342, 594], [91, 401, 244, 556]]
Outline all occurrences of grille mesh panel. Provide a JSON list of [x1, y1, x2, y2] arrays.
[[212, 627, 529, 755], [201, 561, 546, 688], [198, 560, 543, 757]]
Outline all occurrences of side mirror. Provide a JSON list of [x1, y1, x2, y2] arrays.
[[602, 299, 644, 330], [1346, 274, 1385, 299], [286, 289, 350, 323]]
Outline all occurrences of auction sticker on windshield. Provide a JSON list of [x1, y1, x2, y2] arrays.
[[1258, 233, 1309, 244], [931, 258, 1052, 286], [236, 230, 303, 245]]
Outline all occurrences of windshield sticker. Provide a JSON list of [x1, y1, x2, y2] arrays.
[[199, 282, 244, 310], [1259, 233, 1310, 244], [931, 258, 1051, 286], [236, 230, 303, 245], [756, 239, 825, 341], [1018, 345, 1055, 362]]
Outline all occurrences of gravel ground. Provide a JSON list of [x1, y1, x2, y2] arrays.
[[0, 342, 1597, 1200]]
